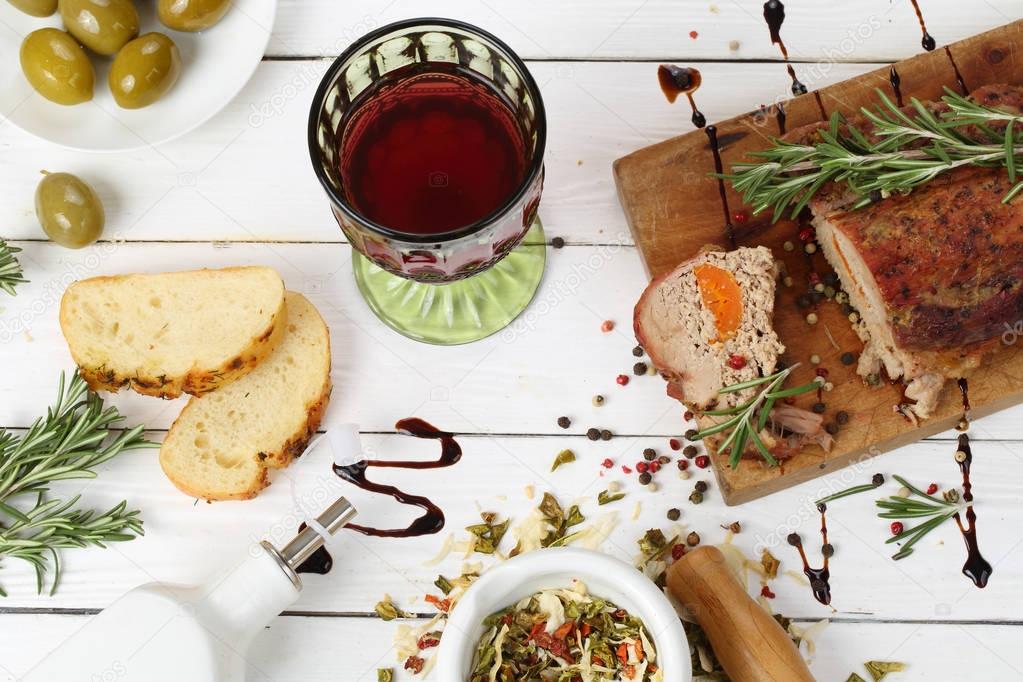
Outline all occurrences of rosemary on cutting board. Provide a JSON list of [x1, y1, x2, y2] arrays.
[[720, 88, 1023, 221], [690, 365, 817, 468], [0, 240, 27, 296], [0, 372, 154, 595], [876, 475, 963, 561]]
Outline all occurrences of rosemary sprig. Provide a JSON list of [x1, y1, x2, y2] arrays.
[[690, 365, 817, 468], [817, 473, 885, 505], [721, 87, 1023, 221], [0, 371, 154, 595], [0, 239, 27, 296], [875, 475, 962, 561]]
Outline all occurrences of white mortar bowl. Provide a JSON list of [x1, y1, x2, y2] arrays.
[[435, 547, 691, 680]]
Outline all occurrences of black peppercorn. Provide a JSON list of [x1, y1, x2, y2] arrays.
[[825, 422, 839, 435], [836, 410, 850, 425], [689, 491, 704, 504], [586, 428, 600, 441], [643, 448, 656, 461], [600, 429, 613, 441], [686, 531, 700, 546], [840, 352, 856, 365], [682, 445, 698, 458], [869, 189, 882, 203], [823, 272, 839, 286], [551, 236, 565, 249], [667, 508, 681, 521], [658, 455, 671, 465], [810, 291, 825, 304], [684, 429, 699, 441], [632, 345, 645, 357], [694, 480, 708, 493], [811, 402, 826, 414], [639, 472, 652, 485], [633, 362, 648, 375], [871, 472, 884, 487], [822, 543, 835, 557], [796, 294, 812, 308], [557, 416, 571, 429], [787, 532, 802, 547]]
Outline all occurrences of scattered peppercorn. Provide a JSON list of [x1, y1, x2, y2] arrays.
[[551, 236, 565, 249], [890, 521, 904, 536], [669, 438, 682, 451], [682, 445, 698, 458], [823, 272, 839, 285], [796, 294, 812, 308], [586, 428, 600, 441], [927, 483, 939, 495], [869, 189, 882, 203], [557, 416, 571, 429], [811, 402, 826, 414], [658, 455, 670, 465], [638, 472, 652, 485], [805, 312, 818, 325], [685, 429, 699, 440], [601, 320, 614, 332], [601, 458, 613, 469], [689, 490, 704, 504], [840, 352, 856, 366], [671, 544, 686, 560], [760, 585, 776, 599], [601, 429, 613, 441], [643, 448, 656, 461], [805, 242, 818, 254], [783, 240, 795, 252], [954, 449, 968, 463], [622, 465, 632, 474], [848, 311, 860, 324], [632, 345, 645, 357], [686, 531, 701, 546], [872, 473, 885, 486], [822, 543, 835, 558], [677, 459, 689, 471], [632, 362, 648, 376], [825, 422, 839, 435], [695, 455, 710, 469], [592, 394, 605, 407], [616, 374, 630, 386], [667, 508, 681, 521], [694, 480, 708, 493], [636, 461, 649, 474], [798, 227, 814, 242], [727, 353, 747, 369], [683, 410, 694, 421], [787, 533, 801, 547], [836, 410, 850, 425], [649, 461, 662, 474]]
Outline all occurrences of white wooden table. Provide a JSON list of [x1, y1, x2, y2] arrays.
[[2, 1, 1022, 680]]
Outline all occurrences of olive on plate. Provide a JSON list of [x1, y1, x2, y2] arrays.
[[58, 0, 139, 56], [6, 0, 57, 17], [20, 28, 94, 105], [158, 0, 231, 32], [35, 172, 105, 249], [109, 32, 181, 109]]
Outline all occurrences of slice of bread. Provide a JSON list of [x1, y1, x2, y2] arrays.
[[60, 266, 286, 399], [159, 291, 332, 501]]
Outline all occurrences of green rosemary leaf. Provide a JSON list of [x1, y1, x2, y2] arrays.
[[1004, 179, 1023, 204], [748, 426, 777, 467], [766, 382, 818, 399], [689, 415, 741, 440], [1007, 121, 1017, 183], [817, 482, 883, 505], [0, 240, 27, 296]]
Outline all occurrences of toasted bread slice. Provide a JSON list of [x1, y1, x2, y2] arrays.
[[159, 291, 332, 501], [60, 266, 286, 399]]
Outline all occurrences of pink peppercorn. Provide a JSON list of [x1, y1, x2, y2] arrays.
[[684, 410, 694, 421], [799, 227, 815, 242], [669, 439, 681, 451], [616, 374, 630, 386], [760, 585, 776, 599], [671, 544, 686, 560], [601, 320, 614, 332], [727, 354, 747, 370], [890, 521, 904, 536], [695, 455, 710, 469], [677, 459, 689, 471], [636, 461, 649, 474], [601, 458, 613, 469], [926, 483, 939, 495], [649, 461, 662, 474], [622, 466, 633, 475]]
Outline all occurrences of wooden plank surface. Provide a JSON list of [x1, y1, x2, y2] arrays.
[[614, 20, 1023, 504], [0, 2, 1021, 680]]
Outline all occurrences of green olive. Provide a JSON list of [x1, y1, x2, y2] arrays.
[[109, 33, 181, 109], [20, 28, 94, 106], [6, 0, 57, 17], [157, 0, 230, 31], [58, 0, 139, 56], [35, 172, 105, 249]]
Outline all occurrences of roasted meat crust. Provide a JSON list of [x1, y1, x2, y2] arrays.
[[822, 165, 1023, 352]]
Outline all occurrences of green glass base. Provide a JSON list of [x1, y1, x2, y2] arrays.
[[352, 219, 547, 345]]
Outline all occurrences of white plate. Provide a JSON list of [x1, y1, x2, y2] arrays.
[[0, 0, 276, 152]]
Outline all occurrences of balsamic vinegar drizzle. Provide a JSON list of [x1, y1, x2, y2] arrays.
[[706, 125, 737, 249], [889, 66, 904, 107], [657, 64, 706, 128], [775, 101, 787, 135], [763, 0, 808, 96], [788, 503, 833, 605], [335, 418, 462, 538], [909, 0, 937, 51], [297, 419, 462, 575], [944, 46, 969, 95], [953, 433, 992, 588]]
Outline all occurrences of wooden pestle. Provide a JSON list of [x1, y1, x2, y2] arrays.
[[666, 545, 815, 682]]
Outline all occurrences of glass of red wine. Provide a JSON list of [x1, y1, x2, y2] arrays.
[[308, 18, 547, 344]]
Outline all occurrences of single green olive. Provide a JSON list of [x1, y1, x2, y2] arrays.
[[58, 0, 139, 56], [108, 33, 181, 109], [157, 0, 231, 32], [6, 0, 57, 17], [35, 172, 105, 249], [20, 28, 94, 106]]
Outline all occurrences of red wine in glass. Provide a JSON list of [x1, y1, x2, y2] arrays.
[[338, 62, 528, 237]]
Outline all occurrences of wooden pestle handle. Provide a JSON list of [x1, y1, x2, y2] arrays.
[[666, 546, 815, 682]]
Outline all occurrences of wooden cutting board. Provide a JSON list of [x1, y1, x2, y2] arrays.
[[614, 20, 1023, 505]]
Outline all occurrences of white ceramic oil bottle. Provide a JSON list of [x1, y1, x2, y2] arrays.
[[23, 496, 357, 682]]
